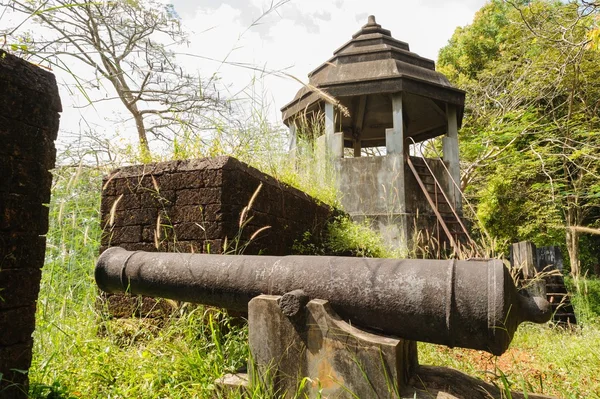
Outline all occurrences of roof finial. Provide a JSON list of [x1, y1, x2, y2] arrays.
[[367, 15, 377, 26]]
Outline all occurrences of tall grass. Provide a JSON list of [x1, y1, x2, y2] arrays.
[[29, 165, 250, 399], [419, 281, 600, 399], [29, 164, 600, 399]]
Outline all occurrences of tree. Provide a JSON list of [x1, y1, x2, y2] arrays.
[[438, 0, 600, 276], [2, 0, 227, 157]]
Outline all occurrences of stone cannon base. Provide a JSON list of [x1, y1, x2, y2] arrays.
[[218, 294, 556, 399], [249, 295, 418, 398]]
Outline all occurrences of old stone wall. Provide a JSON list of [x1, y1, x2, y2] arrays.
[[100, 156, 332, 316], [0, 50, 61, 397]]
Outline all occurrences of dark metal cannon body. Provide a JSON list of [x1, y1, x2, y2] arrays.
[[96, 247, 551, 356]]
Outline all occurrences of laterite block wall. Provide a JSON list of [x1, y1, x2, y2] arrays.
[[100, 156, 332, 316], [0, 50, 61, 398]]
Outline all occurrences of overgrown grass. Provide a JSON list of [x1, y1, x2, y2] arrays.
[[28, 165, 600, 398], [566, 277, 600, 323], [293, 215, 396, 258], [419, 283, 600, 399], [29, 166, 250, 399], [419, 322, 600, 398]]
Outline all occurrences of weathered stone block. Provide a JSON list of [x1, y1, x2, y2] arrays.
[[0, 268, 42, 310], [170, 205, 210, 224], [101, 156, 332, 257], [139, 190, 175, 208], [0, 50, 59, 396], [108, 207, 158, 227], [248, 295, 417, 398], [0, 195, 48, 233], [0, 234, 46, 269], [102, 225, 142, 245], [0, 340, 33, 395], [0, 306, 36, 346], [173, 222, 223, 241], [175, 188, 221, 206]]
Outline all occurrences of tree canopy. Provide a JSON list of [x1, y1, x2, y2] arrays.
[[439, 0, 600, 276]]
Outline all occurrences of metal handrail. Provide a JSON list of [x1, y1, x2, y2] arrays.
[[406, 156, 460, 257], [408, 138, 477, 249], [411, 137, 492, 244]]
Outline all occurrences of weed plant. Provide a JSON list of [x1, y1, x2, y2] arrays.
[[293, 215, 396, 258]]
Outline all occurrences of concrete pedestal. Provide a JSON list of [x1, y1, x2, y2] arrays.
[[248, 295, 417, 398], [216, 293, 556, 399]]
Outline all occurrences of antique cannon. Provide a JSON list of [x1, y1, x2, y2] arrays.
[[96, 247, 551, 356]]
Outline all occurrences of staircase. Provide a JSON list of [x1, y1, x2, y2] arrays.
[[407, 157, 472, 256], [545, 275, 577, 325], [512, 243, 577, 326]]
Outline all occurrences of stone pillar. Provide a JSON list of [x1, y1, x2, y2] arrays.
[[384, 93, 408, 250], [353, 139, 361, 157], [510, 241, 546, 299], [511, 241, 538, 280], [324, 102, 335, 139], [323, 101, 343, 159], [248, 295, 417, 398], [288, 123, 297, 164], [443, 104, 461, 211], [388, 93, 405, 158], [288, 123, 297, 153], [0, 50, 61, 398], [323, 102, 343, 162]]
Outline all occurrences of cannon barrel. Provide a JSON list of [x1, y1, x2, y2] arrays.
[[96, 247, 551, 355]]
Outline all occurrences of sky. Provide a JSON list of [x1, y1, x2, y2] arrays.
[[172, 0, 488, 119], [3, 0, 489, 153]]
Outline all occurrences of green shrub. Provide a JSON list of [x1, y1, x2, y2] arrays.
[[293, 215, 395, 258], [566, 277, 600, 324]]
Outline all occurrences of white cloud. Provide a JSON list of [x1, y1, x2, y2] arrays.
[[2, 0, 487, 150]]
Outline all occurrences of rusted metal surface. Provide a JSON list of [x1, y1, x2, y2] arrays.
[[96, 247, 551, 355]]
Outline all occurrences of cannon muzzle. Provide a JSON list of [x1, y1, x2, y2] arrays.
[[96, 247, 551, 355]]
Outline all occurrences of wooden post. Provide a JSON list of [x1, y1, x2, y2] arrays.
[[353, 140, 361, 157], [353, 95, 367, 158]]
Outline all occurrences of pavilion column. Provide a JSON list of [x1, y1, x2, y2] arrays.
[[324, 101, 343, 158], [325, 102, 335, 138], [288, 123, 297, 164], [288, 123, 297, 152], [384, 93, 408, 249], [443, 104, 462, 211]]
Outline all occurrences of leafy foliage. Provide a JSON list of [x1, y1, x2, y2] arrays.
[[439, 0, 600, 275], [293, 215, 394, 258]]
